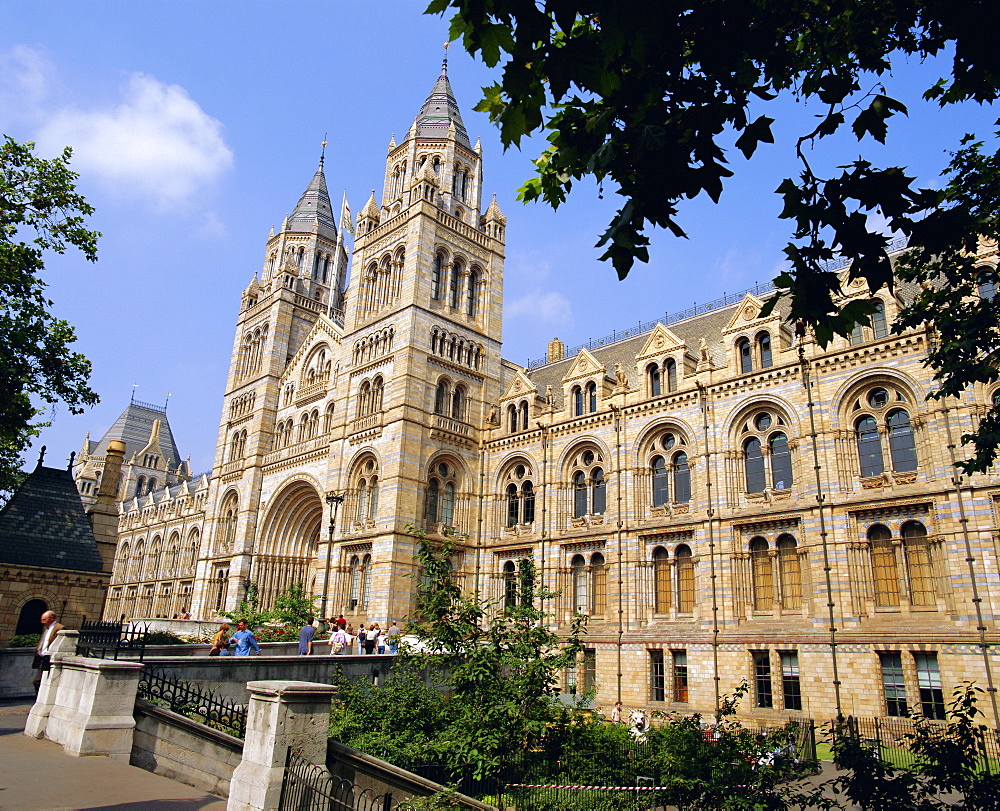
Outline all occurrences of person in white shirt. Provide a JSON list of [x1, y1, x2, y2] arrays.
[[32, 611, 64, 695]]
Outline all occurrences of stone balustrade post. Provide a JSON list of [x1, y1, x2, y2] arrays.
[[228, 680, 336, 811], [24, 629, 78, 739], [44, 654, 143, 760]]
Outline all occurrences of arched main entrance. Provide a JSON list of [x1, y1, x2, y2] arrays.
[[255, 481, 323, 611]]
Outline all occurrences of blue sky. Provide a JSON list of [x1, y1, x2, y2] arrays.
[[3, 1, 998, 476]]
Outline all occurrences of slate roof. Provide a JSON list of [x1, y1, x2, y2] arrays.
[[89, 401, 182, 469], [286, 158, 338, 240], [0, 463, 105, 572], [413, 57, 470, 148]]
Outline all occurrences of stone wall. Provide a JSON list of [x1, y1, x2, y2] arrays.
[[0, 647, 34, 699], [132, 699, 243, 797]]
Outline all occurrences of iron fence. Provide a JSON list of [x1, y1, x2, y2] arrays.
[[279, 748, 404, 811], [137, 665, 248, 738], [76, 619, 149, 661], [839, 715, 1000, 773]]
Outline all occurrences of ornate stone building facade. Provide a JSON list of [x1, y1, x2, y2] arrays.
[[96, 60, 1000, 724]]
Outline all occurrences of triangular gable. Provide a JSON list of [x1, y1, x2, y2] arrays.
[[721, 293, 777, 334], [281, 316, 343, 385], [500, 370, 539, 402], [562, 348, 606, 383], [635, 324, 686, 361]]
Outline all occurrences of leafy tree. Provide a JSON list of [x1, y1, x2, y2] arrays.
[[428, 0, 1000, 468], [405, 527, 586, 780], [0, 137, 100, 494], [268, 581, 317, 626], [220, 581, 270, 628]]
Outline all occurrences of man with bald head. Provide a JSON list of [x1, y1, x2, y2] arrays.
[[31, 610, 64, 695]]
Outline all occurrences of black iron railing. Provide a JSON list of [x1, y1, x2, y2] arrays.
[[279, 748, 404, 811], [76, 619, 149, 661], [137, 665, 248, 739]]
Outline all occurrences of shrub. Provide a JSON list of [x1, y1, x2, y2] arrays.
[[145, 631, 186, 645], [7, 633, 40, 648]]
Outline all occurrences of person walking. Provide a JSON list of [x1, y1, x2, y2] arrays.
[[372, 623, 384, 655], [209, 623, 231, 656], [329, 623, 349, 655], [364, 623, 378, 655], [231, 620, 262, 656], [32, 610, 64, 695], [611, 701, 623, 724], [356, 623, 367, 655], [298, 616, 315, 655], [386, 621, 401, 654]]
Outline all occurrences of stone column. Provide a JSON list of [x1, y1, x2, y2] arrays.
[[24, 629, 78, 739], [228, 680, 336, 811], [44, 655, 143, 760]]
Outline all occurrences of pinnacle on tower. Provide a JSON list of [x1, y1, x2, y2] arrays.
[[285, 156, 337, 238], [412, 56, 470, 147]]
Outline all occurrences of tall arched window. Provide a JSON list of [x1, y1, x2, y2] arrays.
[[573, 386, 583, 417], [586, 381, 597, 413], [869, 523, 899, 607], [508, 405, 518, 433], [432, 254, 444, 300], [653, 547, 670, 613], [466, 269, 479, 317], [435, 381, 449, 415], [449, 259, 461, 307], [518, 401, 529, 430], [777, 534, 801, 609], [673, 451, 691, 502], [357, 480, 368, 522], [350, 556, 363, 609], [424, 479, 439, 524], [770, 433, 792, 489], [522, 481, 535, 524], [676, 544, 694, 613], [757, 332, 773, 368], [591, 552, 606, 614], [506, 484, 519, 527], [750, 537, 772, 611], [592, 468, 606, 514], [651, 456, 668, 507], [887, 409, 918, 472], [503, 560, 517, 610], [573, 471, 588, 518], [648, 363, 661, 397], [856, 415, 884, 477], [572, 555, 587, 613], [665, 358, 677, 392], [452, 386, 465, 421], [902, 521, 935, 606], [738, 339, 753, 374], [872, 299, 888, 339], [744, 437, 766, 493], [441, 482, 456, 526]]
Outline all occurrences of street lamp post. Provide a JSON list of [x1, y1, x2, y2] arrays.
[[321, 491, 344, 623]]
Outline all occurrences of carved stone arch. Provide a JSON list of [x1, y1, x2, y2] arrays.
[[260, 477, 323, 558], [833, 368, 925, 428], [632, 418, 699, 466], [722, 394, 801, 440], [557, 436, 612, 478], [494, 452, 539, 488]]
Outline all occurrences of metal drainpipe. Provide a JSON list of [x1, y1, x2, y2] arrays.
[[698, 381, 721, 713], [476, 427, 487, 604], [932, 335, 1000, 725], [611, 404, 625, 704], [536, 421, 549, 608], [797, 332, 843, 718]]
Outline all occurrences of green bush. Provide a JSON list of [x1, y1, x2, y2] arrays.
[[144, 631, 186, 645], [6, 633, 40, 648]]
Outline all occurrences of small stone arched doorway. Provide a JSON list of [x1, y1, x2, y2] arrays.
[[15, 599, 48, 637]]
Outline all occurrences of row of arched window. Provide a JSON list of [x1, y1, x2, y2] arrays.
[[429, 327, 483, 369], [228, 429, 248, 461], [115, 533, 200, 584], [274, 403, 337, 448], [238, 324, 268, 380], [357, 377, 385, 419], [434, 378, 468, 422], [229, 391, 255, 420], [303, 346, 331, 386], [737, 332, 773, 374], [571, 382, 598, 417], [647, 359, 678, 396], [353, 327, 394, 366], [360, 249, 404, 314], [507, 401, 530, 433], [431, 254, 481, 317]]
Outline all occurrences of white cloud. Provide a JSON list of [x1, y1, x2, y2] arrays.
[[35, 73, 233, 209], [0, 45, 55, 128], [506, 290, 573, 326]]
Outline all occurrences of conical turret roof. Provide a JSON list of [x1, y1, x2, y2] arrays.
[[413, 57, 470, 148], [286, 158, 338, 238], [92, 399, 182, 470]]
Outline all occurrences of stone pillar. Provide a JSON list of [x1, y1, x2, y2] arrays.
[[44, 655, 142, 760], [24, 629, 78, 739], [228, 680, 336, 811]]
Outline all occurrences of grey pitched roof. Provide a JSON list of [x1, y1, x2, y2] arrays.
[[0, 463, 105, 572], [286, 159, 338, 239], [92, 400, 182, 469], [413, 58, 470, 148]]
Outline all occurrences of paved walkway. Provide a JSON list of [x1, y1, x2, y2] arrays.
[[0, 701, 227, 811]]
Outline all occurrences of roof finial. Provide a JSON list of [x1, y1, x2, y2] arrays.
[[36, 445, 46, 469], [131, 384, 138, 403], [68, 451, 76, 471], [442, 41, 450, 70], [320, 133, 328, 167]]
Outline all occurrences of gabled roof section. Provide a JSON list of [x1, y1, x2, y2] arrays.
[[412, 57, 470, 148], [93, 400, 181, 469], [286, 158, 338, 240], [562, 348, 607, 383], [500, 370, 538, 403], [636, 324, 686, 360], [0, 463, 104, 572]]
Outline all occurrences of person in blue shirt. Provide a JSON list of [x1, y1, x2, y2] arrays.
[[232, 620, 262, 656]]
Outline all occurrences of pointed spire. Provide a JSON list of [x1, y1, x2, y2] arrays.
[[286, 155, 337, 238], [411, 55, 470, 147], [474, 136, 482, 154], [485, 193, 506, 224], [360, 189, 381, 224], [388, 133, 396, 150]]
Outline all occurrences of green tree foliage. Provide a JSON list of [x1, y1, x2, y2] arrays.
[[406, 529, 586, 780], [220, 581, 271, 628], [268, 581, 317, 626], [428, 0, 1000, 468], [0, 137, 100, 494]]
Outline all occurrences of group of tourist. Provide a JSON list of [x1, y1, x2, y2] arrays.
[[205, 616, 401, 656]]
